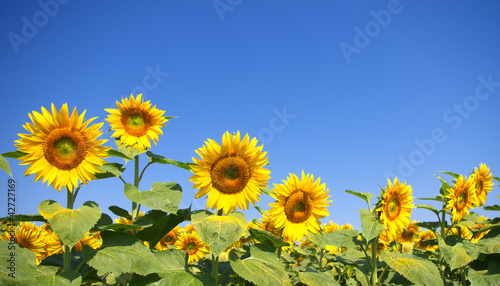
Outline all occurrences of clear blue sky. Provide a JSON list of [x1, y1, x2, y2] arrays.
[[1, 1, 499, 230]]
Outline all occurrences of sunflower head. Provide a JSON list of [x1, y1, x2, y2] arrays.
[[397, 221, 420, 243], [15, 103, 110, 192], [105, 94, 168, 150], [268, 171, 332, 242], [445, 175, 478, 223], [4, 222, 47, 262], [415, 229, 438, 252], [174, 232, 210, 264], [190, 131, 271, 214], [156, 227, 180, 251], [376, 178, 415, 237], [470, 163, 494, 207]]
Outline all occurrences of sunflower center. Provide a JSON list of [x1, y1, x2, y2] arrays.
[[210, 154, 250, 194], [185, 242, 198, 255], [122, 111, 150, 137], [284, 191, 312, 224], [456, 191, 467, 210], [165, 235, 173, 243], [386, 197, 401, 220], [402, 230, 415, 241], [476, 180, 484, 194], [44, 128, 87, 170]]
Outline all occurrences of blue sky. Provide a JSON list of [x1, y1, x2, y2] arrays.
[[1, 1, 499, 230]]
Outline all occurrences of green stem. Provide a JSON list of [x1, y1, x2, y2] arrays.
[[318, 248, 325, 272], [371, 237, 378, 286], [218, 265, 231, 285], [277, 228, 283, 259], [377, 264, 390, 284], [138, 162, 153, 183], [212, 254, 219, 284], [439, 200, 447, 284], [75, 260, 86, 273], [63, 188, 75, 271], [131, 155, 141, 227]]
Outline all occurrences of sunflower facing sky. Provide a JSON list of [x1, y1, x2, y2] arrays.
[[190, 131, 271, 214], [15, 103, 110, 192], [268, 171, 331, 242], [445, 175, 478, 223], [376, 178, 415, 237], [174, 232, 210, 264], [105, 94, 168, 150], [470, 163, 494, 207]]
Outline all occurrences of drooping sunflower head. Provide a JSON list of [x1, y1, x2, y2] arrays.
[[73, 231, 102, 252], [268, 171, 332, 242], [470, 163, 494, 207], [15, 104, 110, 192], [156, 226, 180, 251], [376, 177, 415, 237], [190, 131, 271, 214], [445, 175, 478, 223], [174, 231, 210, 264], [105, 94, 168, 150]]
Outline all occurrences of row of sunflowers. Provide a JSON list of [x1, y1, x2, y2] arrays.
[[0, 94, 499, 285]]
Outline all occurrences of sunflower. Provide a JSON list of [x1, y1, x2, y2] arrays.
[[190, 131, 270, 214], [321, 221, 340, 233], [397, 221, 420, 244], [376, 178, 415, 237], [15, 104, 110, 192], [105, 94, 168, 150], [257, 212, 281, 237], [4, 222, 47, 263], [73, 231, 102, 252], [114, 211, 145, 233], [268, 171, 331, 242], [156, 226, 180, 251], [415, 230, 437, 252], [445, 175, 478, 223], [470, 163, 494, 206], [174, 232, 210, 264]]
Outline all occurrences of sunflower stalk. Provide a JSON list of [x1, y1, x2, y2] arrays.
[[370, 236, 378, 286], [63, 188, 75, 272], [131, 155, 141, 228], [212, 254, 219, 284]]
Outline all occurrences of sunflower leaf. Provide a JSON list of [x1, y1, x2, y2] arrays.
[[33, 270, 82, 286], [0, 214, 46, 223], [0, 155, 12, 177], [95, 162, 125, 179], [325, 229, 362, 249], [298, 270, 340, 286], [83, 231, 163, 275], [260, 188, 275, 195], [229, 245, 292, 286], [38, 200, 102, 249], [345, 190, 373, 209], [439, 171, 460, 179], [1, 150, 27, 158], [492, 177, 500, 183], [437, 236, 478, 270], [484, 205, 500, 211], [359, 209, 385, 243], [192, 211, 245, 257], [123, 182, 182, 214], [380, 250, 442, 286], [107, 149, 133, 160], [415, 221, 441, 231], [146, 151, 194, 171], [417, 195, 445, 202], [417, 204, 440, 216], [249, 228, 289, 250]]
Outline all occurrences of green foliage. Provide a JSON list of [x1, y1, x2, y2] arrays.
[[38, 200, 102, 248], [124, 182, 182, 214], [136, 208, 191, 249], [94, 162, 125, 179], [0, 155, 12, 177], [229, 245, 291, 286], [437, 236, 478, 270], [345, 190, 373, 209], [359, 209, 385, 243], [298, 270, 340, 286], [146, 151, 194, 170], [380, 250, 442, 286], [249, 228, 289, 250], [33, 270, 82, 286], [191, 211, 246, 257], [416, 204, 440, 217]]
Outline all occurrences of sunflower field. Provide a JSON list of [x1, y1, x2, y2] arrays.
[[0, 95, 499, 286]]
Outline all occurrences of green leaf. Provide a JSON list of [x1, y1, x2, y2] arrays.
[[415, 221, 441, 231], [249, 228, 289, 250], [345, 190, 374, 207], [417, 195, 445, 202], [437, 236, 478, 270], [477, 228, 500, 254], [109, 205, 132, 219], [492, 177, 500, 183], [38, 200, 102, 248], [324, 229, 362, 249], [1, 150, 27, 158], [380, 251, 442, 286], [253, 205, 266, 215], [0, 240, 59, 281], [92, 213, 114, 230], [308, 230, 326, 249], [484, 205, 500, 211], [439, 171, 460, 179], [146, 151, 194, 171], [260, 188, 275, 195], [298, 271, 340, 286], [191, 211, 246, 257], [229, 245, 292, 286], [33, 270, 82, 286], [107, 148, 133, 160], [115, 138, 145, 159], [0, 214, 46, 223], [468, 261, 500, 286], [417, 204, 440, 216], [136, 208, 191, 249], [359, 209, 385, 243], [98, 223, 144, 232], [0, 155, 12, 177], [124, 182, 182, 214], [83, 231, 162, 275], [94, 162, 125, 179]]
